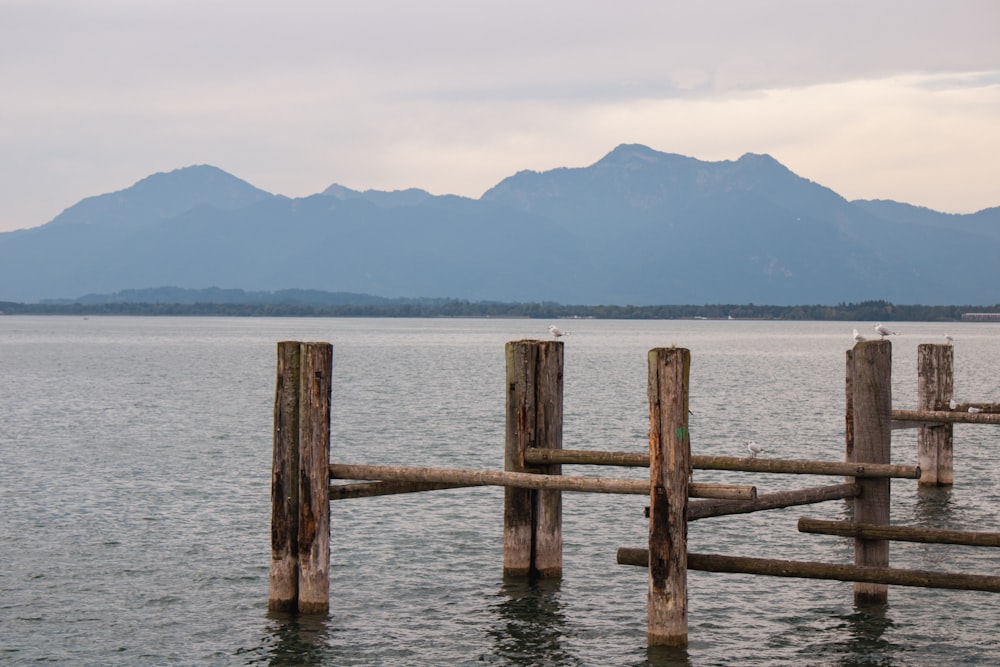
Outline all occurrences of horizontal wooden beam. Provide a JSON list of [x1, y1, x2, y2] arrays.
[[798, 517, 1000, 547], [524, 447, 646, 467], [688, 483, 755, 500], [615, 550, 1000, 593], [688, 483, 858, 521], [950, 403, 1000, 413], [329, 481, 469, 500], [329, 463, 756, 499], [692, 456, 919, 479], [524, 448, 919, 478], [892, 409, 1000, 425]]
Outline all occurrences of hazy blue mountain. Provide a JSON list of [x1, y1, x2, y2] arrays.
[[321, 184, 437, 208], [852, 200, 1000, 241], [47, 165, 274, 229], [1, 146, 997, 305]]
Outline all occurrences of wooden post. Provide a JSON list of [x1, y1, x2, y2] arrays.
[[917, 344, 954, 486], [297, 342, 332, 613], [647, 347, 690, 647], [269, 341, 301, 611], [850, 340, 892, 605], [504, 340, 563, 578], [268, 341, 332, 614], [845, 349, 855, 484]]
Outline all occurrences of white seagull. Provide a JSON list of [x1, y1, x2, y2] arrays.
[[747, 440, 765, 458], [852, 329, 866, 343], [969, 406, 982, 414], [944, 333, 954, 345], [874, 322, 897, 338], [949, 399, 958, 410], [548, 324, 566, 338]]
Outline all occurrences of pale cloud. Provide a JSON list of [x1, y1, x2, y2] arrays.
[[1, 0, 998, 231]]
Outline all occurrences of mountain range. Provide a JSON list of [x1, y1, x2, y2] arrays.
[[1, 144, 998, 305]]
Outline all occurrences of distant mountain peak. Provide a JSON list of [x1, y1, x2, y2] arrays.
[[733, 152, 794, 176], [596, 143, 696, 169], [321, 184, 360, 199], [117, 164, 260, 198], [482, 143, 831, 221], [139, 163, 231, 180], [604, 143, 669, 161], [320, 184, 435, 208], [45, 164, 273, 229], [736, 151, 779, 164]]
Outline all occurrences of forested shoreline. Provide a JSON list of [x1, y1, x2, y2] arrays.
[[1, 299, 997, 321]]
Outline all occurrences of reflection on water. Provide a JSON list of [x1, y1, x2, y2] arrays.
[[835, 605, 899, 667], [488, 579, 577, 666], [913, 485, 958, 527], [794, 604, 902, 667], [642, 644, 693, 667], [241, 612, 334, 666]]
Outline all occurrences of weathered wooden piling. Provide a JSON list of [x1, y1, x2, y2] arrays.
[[646, 347, 690, 647], [269, 342, 301, 612], [845, 349, 855, 483], [850, 339, 892, 605], [297, 343, 332, 613], [268, 341, 332, 614], [917, 343, 954, 486], [503, 340, 563, 578]]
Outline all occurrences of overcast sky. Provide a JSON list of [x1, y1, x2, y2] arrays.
[[1, 0, 998, 232]]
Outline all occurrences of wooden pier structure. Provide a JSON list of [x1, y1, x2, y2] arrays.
[[268, 338, 1000, 647]]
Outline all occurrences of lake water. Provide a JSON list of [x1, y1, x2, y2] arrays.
[[1, 316, 998, 665]]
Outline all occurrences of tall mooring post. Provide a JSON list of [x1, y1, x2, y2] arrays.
[[917, 343, 954, 486], [647, 347, 691, 646], [268, 341, 332, 613], [849, 339, 892, 605], [503, 339, 564, 578], [844, 349, 855, 482]]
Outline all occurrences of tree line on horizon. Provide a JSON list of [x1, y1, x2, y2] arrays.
[[1, 299, 997, 321]]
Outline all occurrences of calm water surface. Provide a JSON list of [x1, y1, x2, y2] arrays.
[[1, 316, 998, 665]]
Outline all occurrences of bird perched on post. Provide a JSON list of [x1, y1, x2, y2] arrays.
[[852, 329, 866, 343], [548, 324, 566, 338], [874, 322, 897, 338], [747, 440, 765, 458], [944, 333, 954, 345]]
